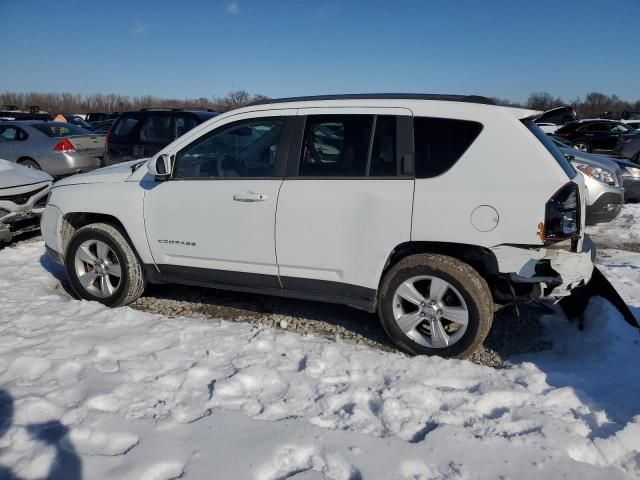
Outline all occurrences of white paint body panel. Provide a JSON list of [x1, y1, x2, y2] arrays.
[[276, 179, 414, 288], [144, 179, 282, 275], [42, 98, 593, 301]]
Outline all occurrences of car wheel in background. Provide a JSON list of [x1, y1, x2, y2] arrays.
[[65, 223, 145, 307], [18, 158, 41, 170], [378, 254, 493, 359], [572, 140, 591, 153]]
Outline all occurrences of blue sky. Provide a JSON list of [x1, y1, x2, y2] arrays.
[[1, 0, 638, 103]]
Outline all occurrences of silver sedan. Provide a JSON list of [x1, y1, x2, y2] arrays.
[[0, 121, 105, 176]]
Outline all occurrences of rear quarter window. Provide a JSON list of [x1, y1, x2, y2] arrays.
[[414, 117, 483, 178], [112, 116, 141, 137]]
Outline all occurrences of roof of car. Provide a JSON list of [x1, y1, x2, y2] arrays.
[[260, 93, 496, 106]]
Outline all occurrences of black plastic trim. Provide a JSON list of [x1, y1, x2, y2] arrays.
[[145, 264, 376, 311], [260, 94, 495, 106]]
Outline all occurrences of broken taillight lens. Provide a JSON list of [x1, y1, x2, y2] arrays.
[[544, 182, 580, 242]]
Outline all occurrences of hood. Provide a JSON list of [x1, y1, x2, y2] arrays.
[[53, 159, 147, 188], [559, 147, 621, 172], [0, 159, 52, 189]]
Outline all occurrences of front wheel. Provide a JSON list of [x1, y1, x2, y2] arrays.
[[378, 254, 493, 358], [572, 140, 591, 153], [65, 223, 145, 307]]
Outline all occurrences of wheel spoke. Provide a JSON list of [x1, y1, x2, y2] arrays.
[[106, 263, 121, 278], [79, 270, 99, 289], [429, 277, 449, 302], [429, 318, 450, 348], [396, 311, 424, 334], [76, 245, 97, 265], [100, 276, 115, 297], [96, 241, 109, 260], [395, 281, 425, 306], [440, 306, 468, 326]]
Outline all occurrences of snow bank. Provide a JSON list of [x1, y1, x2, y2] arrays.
[[0, 241, 638, 479]]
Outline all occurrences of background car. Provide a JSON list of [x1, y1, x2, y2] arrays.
[[0, 121, 105, 176], [552, 135, 640, 203], [0, 159, 51, 243], [534, 106, 577, 133], [549, 136, 623, 223], [555, 119, 636, 153], [621, 119, 640, 130], [87, 119, 115, 134], [612, 131, 640, 163], [60, 114, 93, 130], [86, 112, 119, 124], [104, 108, 218, 165]]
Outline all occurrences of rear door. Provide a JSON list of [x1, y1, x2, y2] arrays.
[[0, 125, 20, 161], [275, 108, 414, 301]]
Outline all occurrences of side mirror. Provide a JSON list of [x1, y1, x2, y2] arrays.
[[148, 154, 173, 177], [564, 154, 575, 161]]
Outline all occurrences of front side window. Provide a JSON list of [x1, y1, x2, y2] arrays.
[[299, 115, 373, 177], [611, 123, 632, 133], [414, 117, 483, 178], [173, 117, 284, 179]]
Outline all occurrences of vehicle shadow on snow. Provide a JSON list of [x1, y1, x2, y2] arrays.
[[516, 300, 640, 439], [38, 251, 555, 366], [0, 389, 82, 480]]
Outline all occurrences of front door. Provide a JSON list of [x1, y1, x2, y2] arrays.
[[144, 112, 294, 288]]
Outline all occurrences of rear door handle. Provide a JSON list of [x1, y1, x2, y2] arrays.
[[233, 193, 268, 202]]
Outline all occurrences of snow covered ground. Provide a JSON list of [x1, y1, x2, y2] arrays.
[[0, 226, 639, 478]]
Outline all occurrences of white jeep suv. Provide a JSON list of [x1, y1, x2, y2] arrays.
[[41, 94, 595, 358]]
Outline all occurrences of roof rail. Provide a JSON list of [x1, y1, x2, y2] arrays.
[[139, 107, 218, 112], [259, 93, 496, 106]]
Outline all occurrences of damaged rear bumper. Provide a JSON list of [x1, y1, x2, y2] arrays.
[[490, 236, 595, 299]]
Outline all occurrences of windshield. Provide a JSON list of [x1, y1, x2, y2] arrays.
[[32, 122, 90, 137], [524, 120, 576, 178]]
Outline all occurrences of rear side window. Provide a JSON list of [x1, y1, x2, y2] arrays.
[[299, 115, 373, 177], [176, 115, 198, 137], [414, 117, 483, 178], [113, 116, 141, 137], [140, 116, 175, 143], [32, 123, 87, 137]]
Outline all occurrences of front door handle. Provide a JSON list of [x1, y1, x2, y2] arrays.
[[233, 193, 268, 202]]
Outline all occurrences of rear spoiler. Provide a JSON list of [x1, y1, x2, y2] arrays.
[[503, 107, 542, 121]]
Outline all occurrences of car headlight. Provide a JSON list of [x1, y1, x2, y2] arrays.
[[574, 164, 617, 185], [624, 166, 640, 178]]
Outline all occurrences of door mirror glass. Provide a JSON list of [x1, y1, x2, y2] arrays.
[[564, 153, 575, 161], [148, 154, 173, 177]]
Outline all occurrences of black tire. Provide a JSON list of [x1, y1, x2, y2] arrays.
[[18, 158, 41, 170], [64, 223, 145, 307], [378, 254, 493, 359], [571, 140, 591, 153]]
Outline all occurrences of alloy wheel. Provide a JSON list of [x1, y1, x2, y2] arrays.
[[391, 275, 469, 348], [73, 239, 122, 298]]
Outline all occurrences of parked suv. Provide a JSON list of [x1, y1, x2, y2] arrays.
[[555, 119, 636, 153], [104, 108, 218, 165], [42, 94, 598, 359]]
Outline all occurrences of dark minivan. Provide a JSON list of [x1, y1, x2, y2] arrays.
[[104, 108, 218, 165]]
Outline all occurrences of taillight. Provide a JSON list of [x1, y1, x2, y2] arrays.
[[544, 182, 580, 243], [53, 138, 76, 152]]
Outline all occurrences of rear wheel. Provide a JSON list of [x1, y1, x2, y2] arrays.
[[18, 158, 41, 170], [572, 140, 591, 153], [378, 254, 493, 358], [65, 223, 145, 307]]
